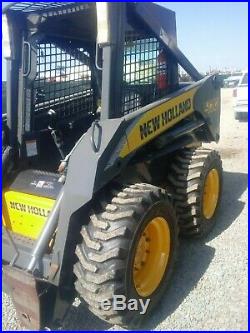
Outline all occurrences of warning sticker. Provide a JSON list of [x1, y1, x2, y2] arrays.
[[26, 140, 38, 157]]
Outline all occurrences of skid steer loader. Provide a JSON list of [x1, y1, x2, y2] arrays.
[[2, 2, 223, 330]]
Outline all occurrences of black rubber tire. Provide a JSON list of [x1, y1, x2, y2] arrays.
[[74, 183, 178, 328], [167, 147, 223, 238]]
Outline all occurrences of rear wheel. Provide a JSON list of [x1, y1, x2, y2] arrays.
[[167, 147, 223, 238], [74, 183, 178, 327]]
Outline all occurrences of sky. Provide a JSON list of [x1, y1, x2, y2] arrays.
[[158, 2, 248, 73], [1, 1, 248, 80]]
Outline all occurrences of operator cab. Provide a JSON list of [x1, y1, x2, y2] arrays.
[[3, 2, 192, 176]]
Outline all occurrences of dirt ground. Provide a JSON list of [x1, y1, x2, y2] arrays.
[[2, 88, 248, 331]]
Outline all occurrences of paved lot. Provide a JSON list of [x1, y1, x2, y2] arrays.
[[2, 88, 248, 331]]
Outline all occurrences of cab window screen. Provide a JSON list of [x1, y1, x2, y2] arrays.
[[34, 43, 94, 121], [122, 32, 168, 115]]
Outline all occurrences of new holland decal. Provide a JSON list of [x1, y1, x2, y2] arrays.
[[3, 190, 55, 239], [120, 86, 199, 158], [9, 201, 51, 217]]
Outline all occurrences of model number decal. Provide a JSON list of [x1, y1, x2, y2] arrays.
[[204, 97, 219, 114], [9, 201, 51, 218]]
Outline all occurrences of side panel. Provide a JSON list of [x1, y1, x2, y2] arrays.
[[56, 81, 207, 226], [120, 75, 221, 158], [59, 119, 124, 216], [119, 86, 199, 157], [50, 75, 220, 284], [50, 119, 125, 284]]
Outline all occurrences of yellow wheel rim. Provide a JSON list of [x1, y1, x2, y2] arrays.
[[203, 168, 220, 219], [133, 217, 170, 297]]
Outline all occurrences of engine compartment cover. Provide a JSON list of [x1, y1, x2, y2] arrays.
[[2, 169, 62, 239]]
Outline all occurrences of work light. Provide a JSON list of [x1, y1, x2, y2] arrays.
[[96, 2, 110, 45], [2, 14, 11, 59]]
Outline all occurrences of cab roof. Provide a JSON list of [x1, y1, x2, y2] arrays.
[[2, 2, 85, 15]]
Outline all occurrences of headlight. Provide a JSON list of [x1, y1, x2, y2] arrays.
[[2, 14, 11, 59]]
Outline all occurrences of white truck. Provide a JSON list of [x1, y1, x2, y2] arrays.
[[233, 71, 248, 120]]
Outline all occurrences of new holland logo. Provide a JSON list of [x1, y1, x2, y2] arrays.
[[139, 98, 192, 140], [9, 201, 51, 218]]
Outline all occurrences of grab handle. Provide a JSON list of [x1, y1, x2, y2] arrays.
[[91, 120, 102, 153], [23, 41, 31, 77]]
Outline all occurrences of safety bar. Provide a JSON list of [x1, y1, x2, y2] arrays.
[[27, 189, 64, 272]]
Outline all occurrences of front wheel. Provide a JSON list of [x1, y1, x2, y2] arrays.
[[74, 183, 178, 328]]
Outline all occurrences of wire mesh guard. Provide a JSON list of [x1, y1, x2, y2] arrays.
[[4, 3, 93, 19], [123, 34, 168, 114], [6, 2, 76, 13], [34, 43, 94, 121]]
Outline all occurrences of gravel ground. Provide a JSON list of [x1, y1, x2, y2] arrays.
[[2, 88, 248, 331]]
